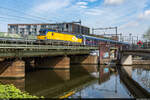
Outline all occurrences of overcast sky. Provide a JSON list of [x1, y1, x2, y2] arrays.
[[0, 0, 150, 38]]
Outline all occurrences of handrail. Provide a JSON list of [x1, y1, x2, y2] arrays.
[[0, 43, 98, 50]]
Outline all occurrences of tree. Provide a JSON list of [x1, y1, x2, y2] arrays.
[[143, 27, 150, 40]]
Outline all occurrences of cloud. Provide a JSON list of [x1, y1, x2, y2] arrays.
[[76, 1, 88, 9], [120, 21, 139, 29], [0, 0, 149, 37], [104, 0, 125, 5], [80, 5, 88, 8], [87, 0, 97, 2], [82, 0, 148, 37], [85, 8, 104, 15], [139, 10, 150, 19], [80, 0, 97, 3], [76, 2, 88, 5], [31, 0, 71, 13]]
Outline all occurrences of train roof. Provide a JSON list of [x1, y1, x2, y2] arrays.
[[83, 35, 129, 45]]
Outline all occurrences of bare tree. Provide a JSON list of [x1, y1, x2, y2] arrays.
[[143, 27, 150, 40]]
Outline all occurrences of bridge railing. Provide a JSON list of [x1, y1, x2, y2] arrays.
[[0, 37, 99, 50]]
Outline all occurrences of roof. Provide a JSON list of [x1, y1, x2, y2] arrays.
[[8, 23, 90, 28], [83, 35, 129, 45]]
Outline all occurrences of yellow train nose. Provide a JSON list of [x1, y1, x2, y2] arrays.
[[37, 35, 46, 40]]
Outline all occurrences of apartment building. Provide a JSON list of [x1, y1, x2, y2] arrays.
[[8, 23, 90, 36]]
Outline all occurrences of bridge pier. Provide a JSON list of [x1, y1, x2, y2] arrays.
[[70, 55, 98, 65], [0, 59, 25, 79], [24, 58, 35, 71], [120, 55, 133, 66], [98, 46, 117, 65], [35, 56, 70, 69], [121, 66, 132, 77]]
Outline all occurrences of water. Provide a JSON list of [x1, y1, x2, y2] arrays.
[[71, 74, 131, 98], [0, 65, 134, 98], [132, 65, 150, 93]]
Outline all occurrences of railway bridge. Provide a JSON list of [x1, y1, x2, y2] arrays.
[[119, 49, 150, 65], [0, 38, 124, 79], [117, 49, 150, 98]]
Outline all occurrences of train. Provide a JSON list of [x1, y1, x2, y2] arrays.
[[37, 29, 82, 44], [37, 29, 130, 47]]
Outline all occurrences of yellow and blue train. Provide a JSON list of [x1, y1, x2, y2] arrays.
[[37, 29, 82, 44], [37, 29, 129, 47]]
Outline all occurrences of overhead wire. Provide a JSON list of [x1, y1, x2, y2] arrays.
[[0, 0, 74, 24], [0, 11, 48, 23], [0, 0, 67, 23], [0, 6, 53, 22]]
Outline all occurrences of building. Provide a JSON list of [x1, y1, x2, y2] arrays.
[[8, 23, 90, 36]]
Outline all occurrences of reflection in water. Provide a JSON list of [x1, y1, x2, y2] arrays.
[[71, 66, 131, 98], [121, 66, 132, 77], [25, 69, 71, 98], [54, 70, 70, 81], [0, 65, 133, 98], [25, 65, 98, 98], [0, 78, 25, 91], [132, 65, 150, 92]]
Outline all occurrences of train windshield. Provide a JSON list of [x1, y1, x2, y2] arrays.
[[39, 30, 47, 35]]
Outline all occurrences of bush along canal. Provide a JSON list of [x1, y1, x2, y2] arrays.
[[0, 84, 44, 99]]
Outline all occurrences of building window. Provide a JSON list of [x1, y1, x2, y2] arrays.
[[41, 25, 46, 28], [33, 25, 37, 28], [27, 25, 31, 29], [10, 25, 15, 28]]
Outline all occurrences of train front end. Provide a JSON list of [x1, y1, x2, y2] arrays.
[[37, 29, 48, 40]]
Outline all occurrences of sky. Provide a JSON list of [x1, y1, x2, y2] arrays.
[[0, 0, 150, 38]]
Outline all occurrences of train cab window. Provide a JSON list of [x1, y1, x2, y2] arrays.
[[39, 30, 47, 35]]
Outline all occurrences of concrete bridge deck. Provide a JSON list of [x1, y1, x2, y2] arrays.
[[122, 49, 150, 57]]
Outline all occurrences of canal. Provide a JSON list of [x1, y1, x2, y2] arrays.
[[0, 64, 150, 98]]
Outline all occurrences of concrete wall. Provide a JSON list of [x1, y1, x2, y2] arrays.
[[121, 55, 132, 65], [0, 55, 98, 79], [70, 55, 98, 65], [35, 56, 70, 69], [133, 60, 150, 65], [0, 60, 25, 78], [121, 66, 132, 77]]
